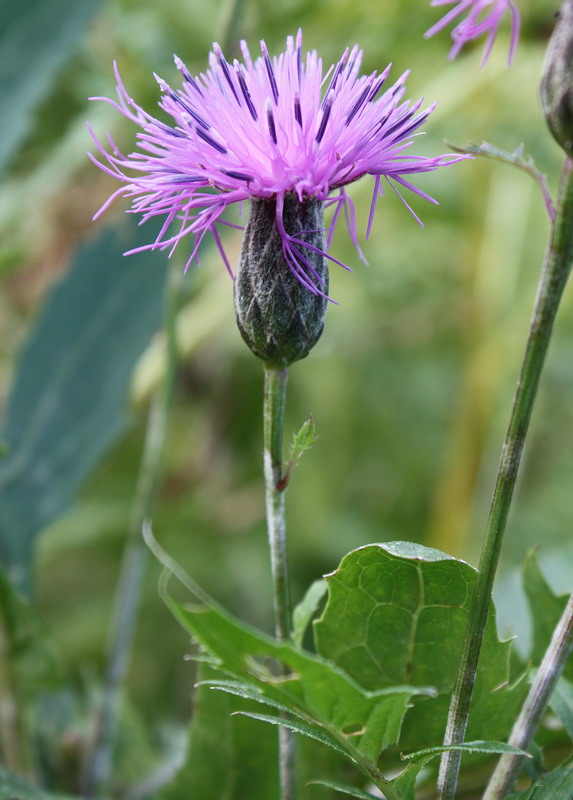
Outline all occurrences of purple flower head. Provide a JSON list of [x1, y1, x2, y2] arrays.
[[425, 0, 520, 66], [89, 31, 463, 297]]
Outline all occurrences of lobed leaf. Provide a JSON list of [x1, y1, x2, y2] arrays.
[[523, 551, 573, 682], [147, 527, 433, 776], [505, 766, 573, 799], [292, 579, 328, 648], [314, 542, 527, 752]]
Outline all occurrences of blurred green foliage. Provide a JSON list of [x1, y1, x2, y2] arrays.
[[0, 0, 572, 796]]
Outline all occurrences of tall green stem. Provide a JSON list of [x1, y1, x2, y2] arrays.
[[438, 158, 573, 800], [263, 365, 295, 800], [483, 592, 573, 800]]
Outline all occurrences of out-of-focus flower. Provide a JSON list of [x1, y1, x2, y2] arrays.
[[425, 0, 520, 66], [88, 32, 463, 299]]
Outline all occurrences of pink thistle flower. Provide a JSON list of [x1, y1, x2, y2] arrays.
[[425, 0, 521, 66], [88, 31, 463, 296]]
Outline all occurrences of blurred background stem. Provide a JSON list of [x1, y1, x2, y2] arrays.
[[484, 591, 573, 799], [81, 266, 180, 798], [438, 157, 573, 800], [0, 614, 26, 776]]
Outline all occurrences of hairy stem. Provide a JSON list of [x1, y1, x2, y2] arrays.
[[81, 270, 179, 797], [438, 158, 573, 800], [263, 366, 295, 800], [483, 592, 573, 799]]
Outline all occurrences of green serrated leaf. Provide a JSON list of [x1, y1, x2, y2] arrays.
[[506, 766, 573, 799], [402, 740, 531, 761], [288, 415, 317, 466], [159, 664, 278, 800], [523, 552, 573, 682], [201, 679, 311, 721], [314, 542, 527, 753], [146, 528, 432, 777], [0, 221, 168, 592], [194, 679, 348, 800], [390, 741, 529, 800], [233, 711, 349, 759], [0, 0, 103, 174], [292, 579, 328, 648], [549, 677, 573, 742], [308, 779, 381, 799]]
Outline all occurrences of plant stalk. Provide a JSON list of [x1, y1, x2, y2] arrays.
[[262, 365, 295, 800], [483, 592, 573, 800], [81, 269, 179, 797], [438, 158, 573, 800]]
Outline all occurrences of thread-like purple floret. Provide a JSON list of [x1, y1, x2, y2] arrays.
[[89, 30, 468, 297]]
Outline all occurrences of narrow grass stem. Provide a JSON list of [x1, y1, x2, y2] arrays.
[[262, 365, 295, 800], [483, 592, 573, 800], [437, 158, 573, 800], [81, 269, 179, 798]]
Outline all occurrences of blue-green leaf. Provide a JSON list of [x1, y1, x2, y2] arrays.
[[0, 221, 168, 591], [0, 0, 103, 174]]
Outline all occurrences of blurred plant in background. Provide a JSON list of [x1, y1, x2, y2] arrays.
[[1, 0, 573, 798]]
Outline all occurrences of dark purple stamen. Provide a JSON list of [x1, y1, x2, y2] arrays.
[[345, 46, 360, 81], [162, 84, 210, 130], [382, 100, 425, 138], [174, 57, 204, 97], [235, 62, 258, 120], [223, 170, 253, 181], [294, 93, 302, 127], [214, 44, 240, 104], [155, 121, 187, 138], [169, 175, 207, 184], [316, 96, 332, 142], [368, 70, 390, 102], [345, 85, 371, 125], [266, 101, 277, 144], [387, 109, 429, 141], [322, 49, 348, 108], [261, 40, 279, 103], [196, 127, 227, 153]]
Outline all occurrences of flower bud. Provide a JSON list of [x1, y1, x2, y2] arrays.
[[541, 0, 573, 158], [234, 195, 328, 368]]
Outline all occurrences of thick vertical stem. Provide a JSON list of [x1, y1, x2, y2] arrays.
[[262, 365, 295, 800], [438, 159, 573, 800], [483, 593, 573, 800]]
